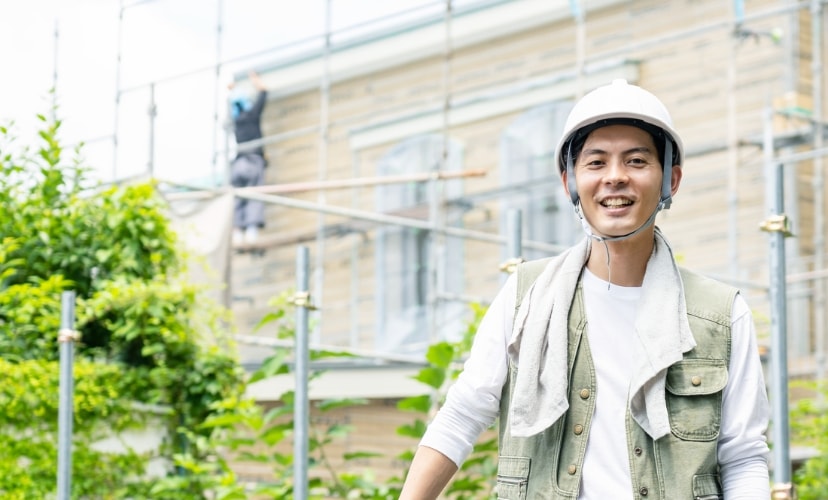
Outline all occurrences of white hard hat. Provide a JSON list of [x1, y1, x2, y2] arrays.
[[554, 79, 684, 208]]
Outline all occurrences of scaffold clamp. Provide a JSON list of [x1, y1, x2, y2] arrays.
[[499, 257, 525, 274], [57, 328, 81, 343], [759, 214, 793, 237], [291, 291, 317, 310], [771, 482, 796, 500]]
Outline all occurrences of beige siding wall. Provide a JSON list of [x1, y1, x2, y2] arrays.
[[235, 0, 815, 346]]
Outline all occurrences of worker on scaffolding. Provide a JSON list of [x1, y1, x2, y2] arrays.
[[228, 70, 268, 246], [399, 80, 770, 499]]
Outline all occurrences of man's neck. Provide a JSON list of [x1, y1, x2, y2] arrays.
[[585, 232, 655, 287]]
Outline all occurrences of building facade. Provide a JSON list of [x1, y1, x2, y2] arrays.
[[219, 0, 826, 484]]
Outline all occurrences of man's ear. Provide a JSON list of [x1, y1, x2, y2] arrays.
[[670, 165, 682, 196], [561, 169, 572, 199]]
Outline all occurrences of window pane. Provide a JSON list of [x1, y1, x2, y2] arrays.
[[499, 101, 577, 260], [375, 134, 465, 354]]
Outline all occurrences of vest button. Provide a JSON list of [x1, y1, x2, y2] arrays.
[[634, 446, 643, 456], [691, 375, 702, 386], [579, 388, 590, 399], [573, 424, 584, 435], [639, 486, 649, 496], [568, 464, 577, 475]]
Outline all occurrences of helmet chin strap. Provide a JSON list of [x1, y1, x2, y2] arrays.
[[574, 200, 665, 290], [574, 199, 664, 244]]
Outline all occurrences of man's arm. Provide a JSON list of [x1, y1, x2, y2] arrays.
[[719, 294, 770, 498], [399, 275, 517, 499], [399, 446, 459, 500], [249, 70, 266, 91], [247, 71, 268, 116]]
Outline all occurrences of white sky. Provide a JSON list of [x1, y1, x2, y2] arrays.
[[0, 0, 437, 186]]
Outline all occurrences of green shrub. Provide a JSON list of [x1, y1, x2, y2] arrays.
[[791, 380, 828, 499], [0, 112, 245, 498]]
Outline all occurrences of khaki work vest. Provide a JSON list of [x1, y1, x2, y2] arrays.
[[496, 261, 736, 500]]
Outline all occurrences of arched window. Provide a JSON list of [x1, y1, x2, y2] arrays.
[[375, 134, 465, 355], [500, 101, 578, 259]]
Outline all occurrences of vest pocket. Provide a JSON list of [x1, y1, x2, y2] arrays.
[[496, 455, 530, 500], [691, 473, 723, 499], [665, 359, 728, 441]]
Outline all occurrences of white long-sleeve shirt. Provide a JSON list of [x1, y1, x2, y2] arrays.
[[420, 268, 771, 499]]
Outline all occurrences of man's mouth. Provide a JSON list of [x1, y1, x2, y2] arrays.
[[600, 198, 633, 208]]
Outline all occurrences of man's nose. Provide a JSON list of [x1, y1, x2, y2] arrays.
[[604, 158, 628, 184]]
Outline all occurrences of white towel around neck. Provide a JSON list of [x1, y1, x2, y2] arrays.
[[506, 227, 696, 440]]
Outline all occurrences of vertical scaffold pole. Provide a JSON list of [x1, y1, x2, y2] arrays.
[[147, 82, 156, 177], [762, 106, 793, 499], [57, 291, 77, 500], [113, 0, 125, 181], [500, 208, 523, 275], [313, 0, 332, 345], [211, 0, 224, 187], [810, 0, 826, 391], [293, 246, 311, 500]]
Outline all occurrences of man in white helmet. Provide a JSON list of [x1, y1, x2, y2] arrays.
[[399, 80, 770, 499]]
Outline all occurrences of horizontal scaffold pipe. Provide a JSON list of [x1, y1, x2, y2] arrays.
[[774, 146, 828, 166], [589, 1, 809, 62], [162, 168, 487, 201], [160, 1, 808, 98], [237, 189, 568, 254], [787, 267, 828, 284], [233, 334, 454, 367]]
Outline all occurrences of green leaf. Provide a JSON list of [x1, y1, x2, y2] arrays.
[[199, 413, 247, 429], [259, 423, 292, 446], [309, 349, 357, 361], [248, 351, 290, 383], [397, 395, 431, 413], [396, 420, 427, 438], [412, 366, 446, 389], [343, 451, 383, 461], [324, 423, 353, 438], [425, 341, 455, 369], [254, 310, 284, 331], [263, 403, 294, 424], [316, 398, 368, 412]]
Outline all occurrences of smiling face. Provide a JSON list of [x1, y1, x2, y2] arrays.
[[563, 124, 681, 240]]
